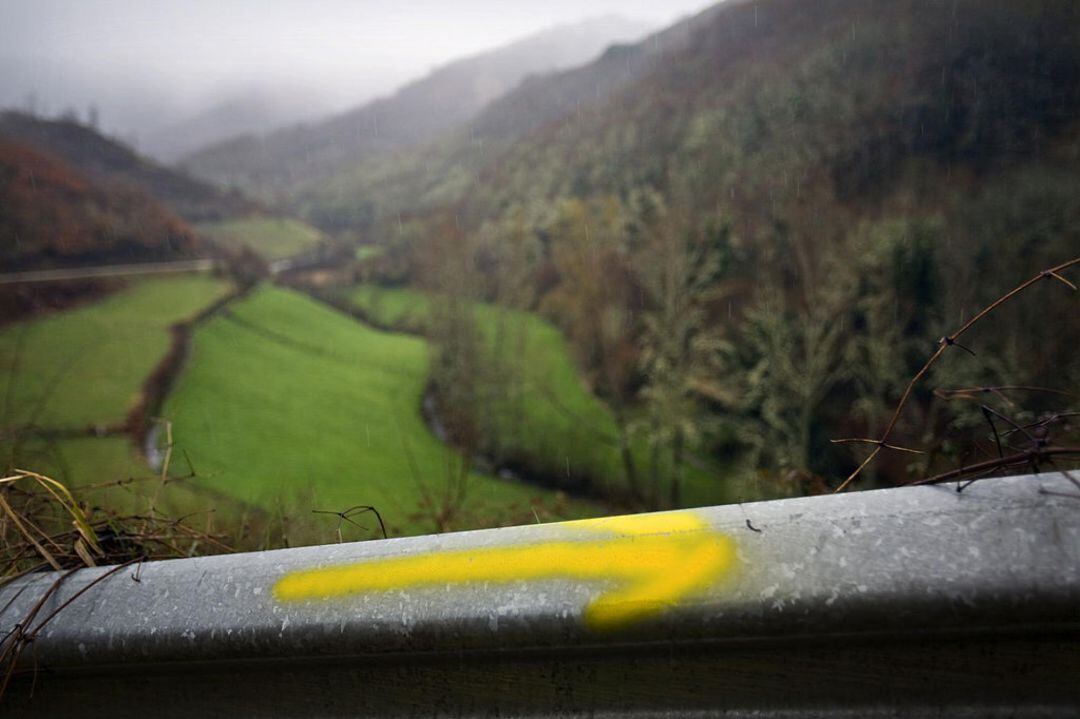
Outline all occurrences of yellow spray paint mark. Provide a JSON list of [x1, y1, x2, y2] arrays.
[[273, 512, 736, 631]]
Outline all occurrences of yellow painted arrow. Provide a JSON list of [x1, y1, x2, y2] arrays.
[[273, 512, 737, 631]]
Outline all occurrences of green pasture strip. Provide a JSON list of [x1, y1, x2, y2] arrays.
[[164, 286, 602, 537], [354, 245, 384, 262], [344, 285, 732, 508], [196, 217, 324, 261], [0, 274, 232, 431], [17, 435, 153, 511]]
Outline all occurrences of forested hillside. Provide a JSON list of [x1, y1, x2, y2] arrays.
[[0, 112, 255, 223], [0, 140, 199, 271], [291, 8, 722, 235], [315, 0, 1080, 496], [179, 16, 652, 202]]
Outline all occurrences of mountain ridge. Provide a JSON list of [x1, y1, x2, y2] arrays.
[[0, 111, 256, 224], [179, 16, 655, 197]]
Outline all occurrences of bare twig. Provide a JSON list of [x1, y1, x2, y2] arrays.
[[0, 559, 137, 700], [934, 385, 1080, 402], [907, 446, 1080, 486], [312, 505, 388, 541], [834, 256, 1080, 492], [830, 438, 924, 454]]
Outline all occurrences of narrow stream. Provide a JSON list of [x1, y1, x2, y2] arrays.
[[144, 422, 164, 471]]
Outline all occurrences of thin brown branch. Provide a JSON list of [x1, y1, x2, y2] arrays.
[[830, 438, 924, 454], [907, 446, 1080, 486], [935, 385, 1080, 401], [0, 560, 136, 701], [834, 256, 1080, 492], [1046, 271, 1078, 291]]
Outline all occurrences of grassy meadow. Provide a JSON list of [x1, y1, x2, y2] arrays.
[[163, 286, 602, 536], [0, 275, 231, 431], [345, 285, 736, 508], [354, 245, 384, 262], [0, 274, 232, 507], [196, 216, 325, 261]]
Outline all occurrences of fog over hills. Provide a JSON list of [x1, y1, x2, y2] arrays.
[[2, 0, 718, 161], [141, 87, 347, 163], [291, 2, 728, 231], [179, 16, 654, 196]]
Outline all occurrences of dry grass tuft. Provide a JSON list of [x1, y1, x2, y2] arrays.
[[0, 468, 231, 588], [0, 465, 235, 700]]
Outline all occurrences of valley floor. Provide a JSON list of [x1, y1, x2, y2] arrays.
[[344, 285, 739, 509], [0, 274, 232, 511], [164, 285, 603, 538], [1, 272, 746, 547]]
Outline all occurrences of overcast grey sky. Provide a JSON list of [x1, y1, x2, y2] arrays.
[[0, 0, 713, 142]]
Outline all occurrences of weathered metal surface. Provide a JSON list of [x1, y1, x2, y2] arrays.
[[2, 472, 1078, 717]]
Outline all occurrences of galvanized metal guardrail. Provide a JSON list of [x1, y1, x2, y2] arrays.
[[2, 472, 1078, 717]]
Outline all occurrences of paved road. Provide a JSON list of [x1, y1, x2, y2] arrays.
[[0, 259, 220, 285]]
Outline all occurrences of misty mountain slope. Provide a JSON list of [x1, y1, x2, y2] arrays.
[[179, 16, 653, 198], [298, 0, 874, 233], [461, 0, 1080, 221], [143, 89, 339, 163], [0, 139, 199, 271], [292, 4, 728, 233], [0, 112, 255, 223], [454, 0, 1080, 400], [308, 0, 1080, 248], [344, 0, 1079, 485]]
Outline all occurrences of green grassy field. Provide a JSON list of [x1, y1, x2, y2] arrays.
[[354, 245, 384, 262], [0, 274, 232, 508], [21, 435, 149, 490], [0, 275, 232, 431], [344, 285, 734, 508], [197, 216, 325, 261], [163, 286, 602, 537]]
